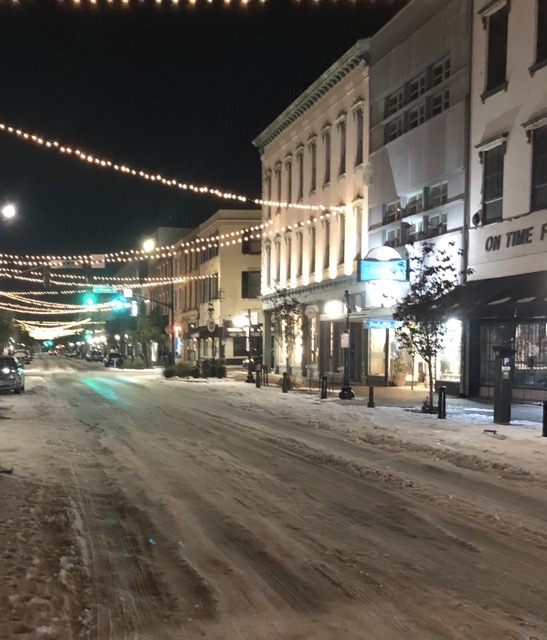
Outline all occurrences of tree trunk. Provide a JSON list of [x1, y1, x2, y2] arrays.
[[141, 341, 150, 368], [427, 356, 434, 411]]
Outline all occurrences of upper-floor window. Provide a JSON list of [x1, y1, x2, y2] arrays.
[[484, 3, 509, 96], [406, 219, 424, 243], [426, 212, 448, 237], [408, 103, 426, 130], [385, 88, 404, 117], [337, 118, 347, 177], [264, 171, 272, 219], [322, 128, 331, 185], [427, 181, 448, 209], [385, 115, 405, 143], [285, 157, 293, 204], [482, 144, 505, 222], [296, 232, 303, 278], [354, 108, 364, 167], [384, 227, 401, 248], [431, 57, 451, 87], [532, 124, 547, 211], [338, 215, 345, 265], [309, 138, 317, 193], [274, 239, 281, 283], [265, 243, 271, 287], [323, 219, 330, 270], [242, 271, 261, 298], [296, 148, 304, 201], [275, 164, 282, 213], [431, 89, 450, 117], [309, 225, 316, 273], [242, 238, 261, 254], [405, 192, 424, 216], [408, 73, 426, 103], [285, 234, 292, 281], [536, 0, 547, 68], [383, 199, 402, 224]]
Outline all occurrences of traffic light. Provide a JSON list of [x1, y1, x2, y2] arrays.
[[83, 292, 98, 306]]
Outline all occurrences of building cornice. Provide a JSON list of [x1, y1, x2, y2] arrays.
[[252, 40, 370, 154]]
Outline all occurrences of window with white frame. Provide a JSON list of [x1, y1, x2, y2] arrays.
[[337, 117, 347, 177], [274, 239, 281, 283], [427, 212, 447, 237], [296, 147, 304, 201], [408, 103, 426, 130], [265, 243, 271, 287], [484, 2, 509, 95], [405, 192, 424, 216], [385, 115, 405, 143], [285, 234, 292, 282], [430, 89, 450, 117], [275, 164, 282, 213], [482, 144, 505, 222], [409, 73, 426, 102], [322, 128, 331, 185], [309, 225, 316, 274], [427, 181, 448, 209], [383, 199, 402, 224], [384, 228, 401, 247], [385, 88, 404, 117], [264, 171, 272, 219], [285, 157, 292, 204], [354, 107, 364, 167], [407, 219, 424, 243], [323, 219, 330, 270], [431, 57, 451, 87], [309, 138, 317, 193], [338, 215, 345, 265], [532, 124, 547, 211], [296, 232, 303, 277]]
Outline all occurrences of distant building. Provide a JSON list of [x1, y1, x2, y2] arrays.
[[463, 0, 547, 399]]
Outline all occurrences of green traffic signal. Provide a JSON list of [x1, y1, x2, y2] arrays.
[[83, 292, 98, 306]]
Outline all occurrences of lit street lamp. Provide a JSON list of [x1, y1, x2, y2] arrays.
[[325, 290, 355, 400], [233, 312, 255, 383], [1, 203, 16, 220]]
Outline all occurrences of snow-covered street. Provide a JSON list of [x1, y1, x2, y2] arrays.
[[1, 355, 546, 640]]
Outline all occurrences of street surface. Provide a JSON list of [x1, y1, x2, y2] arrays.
[[1, 355, 546, 640]]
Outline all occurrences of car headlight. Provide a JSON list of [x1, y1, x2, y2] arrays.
[[1, 367, 10, 374]]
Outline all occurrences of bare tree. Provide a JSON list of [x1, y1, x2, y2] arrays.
[[270, 288, 301, 378]]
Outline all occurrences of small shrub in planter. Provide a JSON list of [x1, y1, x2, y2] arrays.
[[163, 366, 176, 379], [276, 375, 300, 389], [191, 366, 201, 378]]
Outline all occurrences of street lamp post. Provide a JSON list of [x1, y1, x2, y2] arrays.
[[339, 290, 355, 400]]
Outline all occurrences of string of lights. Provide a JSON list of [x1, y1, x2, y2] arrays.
[[0, 300, 129, 315], [0, 120, 344, 224], [0, 0, 269, 6]]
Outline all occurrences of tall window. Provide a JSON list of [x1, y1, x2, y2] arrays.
[[309, 139, 317, 193], [427, 181, 448, 209], [338, 119, 347, 177], [532, 125, 547, 211], [265, 243, 271, 287], [285, 158, 292, 204], [482, 145, 505, 222], [296, 149, 304, 201], [536, 0, 547, 66], [265, 171, 272, 219], [242, 271, 261, 298], [338, 215, 345, 265], [242, 238, 261, 254], [309, 225, 316, 274], [275, 164, 282, 213], [485, 4, 509, 95], [354, 108, 364, 167], [296, 232, 303, 278], [285, 234, 292, 282], [274, 239, 281, 283], [323, 219, 330, 270], [323, 128, 331, 185]]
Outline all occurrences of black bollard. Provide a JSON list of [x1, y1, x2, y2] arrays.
[[282, 371, 289, 393], [438, 385, 447, 419], [543, 401, 547, 437], [255, 364, 262, 388], [320, 375, 328, 399], [367, 386, 375, 408]]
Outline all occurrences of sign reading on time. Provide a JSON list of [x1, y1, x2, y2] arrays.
[[485, 223, 547, 252]]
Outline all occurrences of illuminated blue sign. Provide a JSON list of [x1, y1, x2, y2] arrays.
[[358, 258, 407, 282], [365, 319, 401, 329]]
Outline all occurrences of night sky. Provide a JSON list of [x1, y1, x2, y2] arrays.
[[0, 0, 406, 256]]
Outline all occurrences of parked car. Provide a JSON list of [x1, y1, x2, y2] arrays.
[[13, 350, 32, 365], [104, 352, 124, 368], [86, 349, 103, 362], [0, 356, 25, 394]]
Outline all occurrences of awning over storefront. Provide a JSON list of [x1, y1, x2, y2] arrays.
[[452, 272, 547, 319]]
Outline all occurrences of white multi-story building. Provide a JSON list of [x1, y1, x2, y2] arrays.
[[253, 41, 370, 380], [366, 0, 472, 389], [464, 0, 547, 399]]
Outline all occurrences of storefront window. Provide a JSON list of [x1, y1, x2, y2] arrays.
[[368, 329, 386, 377], [437, 319, 461, 382]]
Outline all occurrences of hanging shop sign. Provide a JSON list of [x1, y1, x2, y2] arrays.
[[365, 319, 401, 329], [358, 259, 407, 282]]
